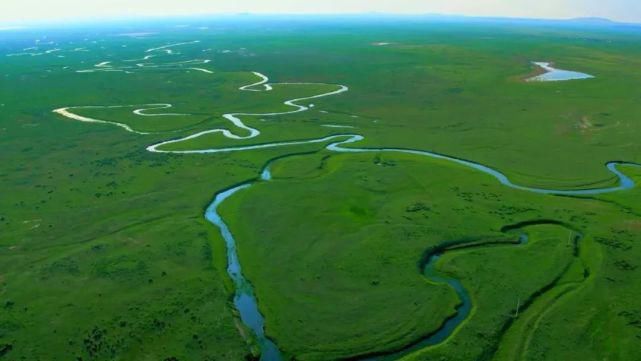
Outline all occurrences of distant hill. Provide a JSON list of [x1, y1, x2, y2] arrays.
[[567, 17, 617, 25], [407, 13, 641, 28]]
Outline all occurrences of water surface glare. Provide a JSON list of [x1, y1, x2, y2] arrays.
[[528, 62, 594, 82]]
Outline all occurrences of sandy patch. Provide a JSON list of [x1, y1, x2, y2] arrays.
[[623, 219, 641, 230]]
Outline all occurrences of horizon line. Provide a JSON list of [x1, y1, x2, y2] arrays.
[[2, 12, 640, 29]]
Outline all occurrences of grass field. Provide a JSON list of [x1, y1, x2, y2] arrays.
[[1, 16, 641, 360]]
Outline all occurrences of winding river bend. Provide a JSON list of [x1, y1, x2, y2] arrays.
[[54, 60, 640, 360], [357, 233, 531, 361]]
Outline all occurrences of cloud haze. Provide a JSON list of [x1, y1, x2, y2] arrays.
[[3, 0, 641, 23]]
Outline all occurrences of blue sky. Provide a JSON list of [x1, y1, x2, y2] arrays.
[[2, 0, 641, 24]]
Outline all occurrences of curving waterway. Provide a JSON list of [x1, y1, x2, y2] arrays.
[[54, 58, 640, 360], [358, 233, 531, 361], [205, 183, 282, 360]]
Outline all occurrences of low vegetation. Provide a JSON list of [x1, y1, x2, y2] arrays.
[[1, 17, 640, 360]]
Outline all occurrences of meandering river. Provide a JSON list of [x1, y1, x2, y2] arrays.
[[54, 59, 638, 360]]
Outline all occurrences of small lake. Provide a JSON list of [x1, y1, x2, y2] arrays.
[[527, 62, 594, 82]]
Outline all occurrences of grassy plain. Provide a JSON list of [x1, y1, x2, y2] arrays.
[[1, 16, 641, 361], [222, 152, 640, 360]]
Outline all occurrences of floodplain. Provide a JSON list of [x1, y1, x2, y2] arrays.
[[1, 15, 641, 361]]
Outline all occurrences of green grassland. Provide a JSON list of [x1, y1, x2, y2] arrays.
[[221, 152, 640, 360], [1, 17, 641, 360]]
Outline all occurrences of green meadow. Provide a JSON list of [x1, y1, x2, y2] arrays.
[[1, 16, 641, 360]]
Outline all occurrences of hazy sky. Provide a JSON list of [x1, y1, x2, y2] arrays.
[[2, 0, 641, 24]]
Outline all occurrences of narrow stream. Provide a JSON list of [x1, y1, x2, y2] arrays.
[[327, 135, 638, 196], [205, 184, 283, 361], [361, 234, 529, 361]]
